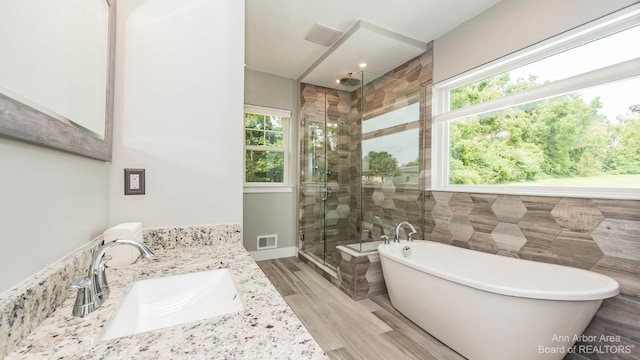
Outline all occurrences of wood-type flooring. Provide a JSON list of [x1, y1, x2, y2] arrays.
[[257, 257, 465, 360]]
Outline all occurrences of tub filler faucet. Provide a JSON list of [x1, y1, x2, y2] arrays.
[[69, 239, 154, 317], [394, 221, 417, 242]]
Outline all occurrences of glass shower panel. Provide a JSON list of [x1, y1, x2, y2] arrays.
[[300, 108, 327, 264]]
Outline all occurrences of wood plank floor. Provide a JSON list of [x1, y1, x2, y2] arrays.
[[257, 257, 466, 360]]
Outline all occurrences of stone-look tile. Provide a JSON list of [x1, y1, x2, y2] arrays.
[[469, 232, 499, 254], [517, 210, 562, 264], [519, 195, 560, 211], [449, 215, 475, 242], [365, 253, 386, 298], [550, 199, 604, 233], [449, 192, 474, 216], [592, 218, 640, 262], [469, 193, 497, 205], [423, 212, 436, 235], [518, 210, 562, 243], [491, 222, 527, 254], [468, 203, 499, 234], [432, 202, 452, 225], [491, 195, 527, 223], [496, 250, 520, 258], [430, 224, 454, 244], [593, 199, 640, 221], [432, 191, 453, 203], [518, 239, 561, 265], [592, 256, 640, 297], [551, 231, 604, 269]]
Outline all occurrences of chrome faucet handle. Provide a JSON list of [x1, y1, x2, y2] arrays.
[[381, 235, 390, 244], [408, 231, 417, 242], [69, 276, 97, 317], [93, 255, 112, 302], [70, 238, 154, 318]]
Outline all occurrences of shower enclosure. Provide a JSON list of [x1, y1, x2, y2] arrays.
[[299, 71, 426, 269]]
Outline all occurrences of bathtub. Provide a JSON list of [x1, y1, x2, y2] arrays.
[[378, 240, 619, 360]]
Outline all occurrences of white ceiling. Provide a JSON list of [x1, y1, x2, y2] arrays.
[[245, 0, 504, 84]]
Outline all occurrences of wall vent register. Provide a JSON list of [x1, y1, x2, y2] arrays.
[[257, 234, 277, 250]]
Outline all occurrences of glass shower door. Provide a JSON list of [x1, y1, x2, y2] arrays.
[[300, 114, 328, 264], [299, 90, 352, 269]]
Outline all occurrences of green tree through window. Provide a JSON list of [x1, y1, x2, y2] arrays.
[[244, 108, 288, 183]]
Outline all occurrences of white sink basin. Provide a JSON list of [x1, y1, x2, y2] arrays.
[[101, 268, 244, 340]]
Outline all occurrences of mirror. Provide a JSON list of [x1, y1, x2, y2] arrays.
[[0, 0, 116, 161]]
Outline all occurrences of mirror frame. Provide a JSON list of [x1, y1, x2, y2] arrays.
[[0, 0, 116, 161]]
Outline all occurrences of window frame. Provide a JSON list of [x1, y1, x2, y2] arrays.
[[243, 104, 292, 190], [432, 5, 640, 200]]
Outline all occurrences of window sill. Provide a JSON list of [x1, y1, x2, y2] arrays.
[[429, 184, 640, 200], [243, 185, 294, 194]]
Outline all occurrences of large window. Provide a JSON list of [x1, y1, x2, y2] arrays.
[[244, 105, 290, 184], [433, 5, 640, 199]]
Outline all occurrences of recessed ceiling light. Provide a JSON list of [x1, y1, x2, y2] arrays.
[[335, 79, 340, 84], [359, 63, 367, 68]]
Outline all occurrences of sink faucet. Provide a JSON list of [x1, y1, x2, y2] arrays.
[[394, 221, 417, 242], [69, 239, 154, 317]]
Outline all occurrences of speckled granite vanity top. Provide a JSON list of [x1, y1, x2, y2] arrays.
[[2, 225, 327, 359]]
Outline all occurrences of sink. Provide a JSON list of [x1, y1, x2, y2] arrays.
[[101, 268, 244, 340]]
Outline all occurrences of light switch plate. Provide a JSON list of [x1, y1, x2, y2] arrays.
[[124, 168, 145, 195]]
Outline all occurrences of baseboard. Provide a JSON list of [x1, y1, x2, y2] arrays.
[[249, 246, 298, 261]]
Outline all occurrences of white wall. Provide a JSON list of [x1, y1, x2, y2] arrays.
[[109, 0, 245, 228], [0, 138, 109, 293], [243, 69, 298, 254], [434, 0, 639, 83]]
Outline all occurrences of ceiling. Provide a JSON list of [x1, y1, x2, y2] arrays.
[[245, 0, 504, 86]]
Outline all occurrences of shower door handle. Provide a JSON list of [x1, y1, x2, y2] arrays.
[[322, 187, 333, 201]]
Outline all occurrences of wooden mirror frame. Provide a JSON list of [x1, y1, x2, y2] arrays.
[[0, 0, 116, 161]]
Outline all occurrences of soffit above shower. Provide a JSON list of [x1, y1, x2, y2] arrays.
[[299, 20, 427, 89]]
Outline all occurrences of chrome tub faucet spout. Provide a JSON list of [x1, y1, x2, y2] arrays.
[[70, 238, 154, 317], [394, 221, 417, 242]]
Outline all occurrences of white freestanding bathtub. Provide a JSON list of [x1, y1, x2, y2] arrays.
[[378, 240, 619, 360]]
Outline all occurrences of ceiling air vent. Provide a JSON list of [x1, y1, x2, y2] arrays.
[[257, 234, 277, 250], [305, 24, 343, 46]]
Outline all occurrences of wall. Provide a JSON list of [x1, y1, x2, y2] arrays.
[[430, 1, 639, 357], [0, 137, 108, 293], [433, 0, 639, 82], [109, 0, 244, 228], [243, 69, 297, 257]]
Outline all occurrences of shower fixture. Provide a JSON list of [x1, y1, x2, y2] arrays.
[[338, 72, 361, 87]]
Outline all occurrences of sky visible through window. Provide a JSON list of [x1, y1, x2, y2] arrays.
[[362, 103, 420, 166], [508, 25, 640, 122]]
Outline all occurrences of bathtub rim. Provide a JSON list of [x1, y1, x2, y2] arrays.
[[378, 240, 620, 301]]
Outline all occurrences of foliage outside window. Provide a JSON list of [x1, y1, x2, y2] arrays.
[[433, 8, 640, 198], [244, 106, 290, 184]]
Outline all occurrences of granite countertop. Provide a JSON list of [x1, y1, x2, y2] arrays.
[[4, 241, 328, 359]]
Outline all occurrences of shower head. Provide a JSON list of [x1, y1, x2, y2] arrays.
[[339, 72, 361, 87]]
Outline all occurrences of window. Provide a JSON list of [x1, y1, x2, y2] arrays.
[[362, 101, 420, 187], [433, 5, 640, 199], [244, 105, 290, 185]]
